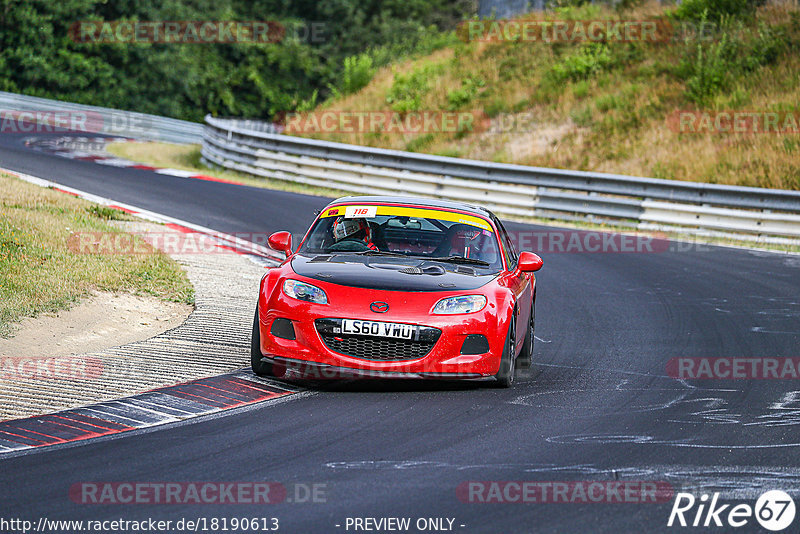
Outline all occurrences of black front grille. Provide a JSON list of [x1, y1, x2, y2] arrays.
[[315, 319, 441, 361]]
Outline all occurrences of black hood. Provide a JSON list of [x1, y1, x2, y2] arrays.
[[290, 254, 497, 292]]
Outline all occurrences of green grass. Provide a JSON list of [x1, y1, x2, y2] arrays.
[[0, 173, 194, 338]]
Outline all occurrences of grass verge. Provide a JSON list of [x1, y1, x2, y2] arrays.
[[0, 172, 194, 338]]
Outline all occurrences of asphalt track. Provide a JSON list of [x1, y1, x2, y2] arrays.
[[1, 132, 799, 533]]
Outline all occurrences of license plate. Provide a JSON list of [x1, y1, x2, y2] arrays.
[[341, 319, 417, 340]]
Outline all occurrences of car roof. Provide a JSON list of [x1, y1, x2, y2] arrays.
[[325, 196, 496, 219]]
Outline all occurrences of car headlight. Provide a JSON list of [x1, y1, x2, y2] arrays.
[[283, 279, 328, 304], [432, 295, 487, 315]]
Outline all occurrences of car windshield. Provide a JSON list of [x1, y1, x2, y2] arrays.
[[298, 204, 503, 271]]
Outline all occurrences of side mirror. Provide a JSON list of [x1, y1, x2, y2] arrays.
[[268, 231, 293, 257], [518, 251, 543, 272]]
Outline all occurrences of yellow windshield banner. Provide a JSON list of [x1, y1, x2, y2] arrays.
[[321, 205, 493, 232]]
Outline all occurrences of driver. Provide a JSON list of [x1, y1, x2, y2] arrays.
[[331, 217, 378, 251], [434, 224, 497, 262]]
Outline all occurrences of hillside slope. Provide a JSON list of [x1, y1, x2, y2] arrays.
[[292, 1, 800, 190]]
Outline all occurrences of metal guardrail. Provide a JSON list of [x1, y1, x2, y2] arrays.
[[202, 114, 800, 238], [0, 91, 203, 144]]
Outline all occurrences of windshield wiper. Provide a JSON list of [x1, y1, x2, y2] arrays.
[[309, 250, 407, 262], [424, 255, 490, 266], [346, 250, 408, 257]]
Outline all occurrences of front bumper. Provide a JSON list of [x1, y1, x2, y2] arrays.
[[261, 356, 492, 380], [257, 285, 504, 378]]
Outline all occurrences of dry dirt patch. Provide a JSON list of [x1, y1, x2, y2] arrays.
[[0, 292, 191, 358]]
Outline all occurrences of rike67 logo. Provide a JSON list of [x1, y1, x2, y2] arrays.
[[668, 490, 796, 531]]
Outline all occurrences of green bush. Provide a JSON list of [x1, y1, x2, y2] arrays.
[[595, 93, 622, 112], [550, 42, 613, 82], [336, 54, 375, 96], [446, 75, 486, 110], [679, 20, 784, 103], [0, 1, 473, 122], [572, 80, 590, 99], [296, 90, 319, 113], [553, 3, 604, 20], [370, 26, 460, 69], [484, 98, 509, 117], [673, 0, 762, 21], [682, 36, 731, 103], [385, 64, 441, 113]]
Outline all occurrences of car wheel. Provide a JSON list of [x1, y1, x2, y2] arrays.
[[251, 306, 275, 377], [517, 296, 535, 369], [494, 317, 516, 388]]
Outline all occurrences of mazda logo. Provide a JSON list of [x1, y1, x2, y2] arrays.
[[370, 301, 389, 313]]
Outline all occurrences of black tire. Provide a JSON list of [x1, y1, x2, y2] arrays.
[[251, 306, 274, 377], [493, 316, 516, 388], [517, 296, 535, 369]]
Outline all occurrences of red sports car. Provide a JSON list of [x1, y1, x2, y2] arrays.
[[252, 196, 542, 387]]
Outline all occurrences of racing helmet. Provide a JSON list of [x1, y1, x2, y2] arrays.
[[442, 223, 497, 261], [449, 224, 486, 250], [332, 217, 371, 242]]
